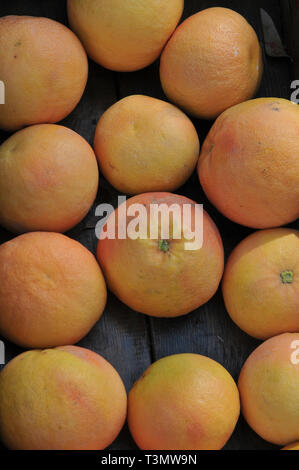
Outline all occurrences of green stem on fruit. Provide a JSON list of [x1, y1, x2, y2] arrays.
[[280, 270, 293, 284], [159, 240, 170, 253]]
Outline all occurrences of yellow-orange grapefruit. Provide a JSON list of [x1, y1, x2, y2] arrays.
[[198, 98, 299, 228], [238, 333, 299, 446], [0, 124, 99, 233], [67, 0, 184, 71], [94, 95, 199, 194], [0, 346, 127, 449], [160, 7, 262, 119], [128, 353, 240, 450], [0, 232, 107, 348], [97, 193, 224, 318], [0, 16, 88, 131], [222, 228, 299, 339], [282, 442, 299, 450]]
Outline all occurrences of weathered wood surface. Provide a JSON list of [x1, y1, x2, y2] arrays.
[[0, 0, 298, 451]]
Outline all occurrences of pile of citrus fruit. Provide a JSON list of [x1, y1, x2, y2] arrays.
[[0, 0, 298, 451]]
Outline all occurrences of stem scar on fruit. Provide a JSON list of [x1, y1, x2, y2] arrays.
[[158, 239, 170, 253], [280, 270, 293, 284]]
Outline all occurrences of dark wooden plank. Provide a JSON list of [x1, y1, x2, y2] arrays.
[[0, 0, 152, 451], [115, 0, 296, 451]]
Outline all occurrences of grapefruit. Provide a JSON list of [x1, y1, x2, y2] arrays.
[[128, 353, 240, 450], [0, 124, 99, 233], [238, 333, 299, 446], [222, 228, 299, 339], [0, 232, 107, 348], [160, 7, 262, 119], [97, 193, 224, 317], [67, 0, 184, 71], [282, 442, 299, 450], [0, 346, 127, 449], [0, 16, 88, 131], [94, 95, 199, 194], [198, 98, 299, 228]]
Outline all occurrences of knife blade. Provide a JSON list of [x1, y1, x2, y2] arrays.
[[260, 8, 289, 58]]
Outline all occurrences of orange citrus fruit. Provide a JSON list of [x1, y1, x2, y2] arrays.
[[198, 98, 299, 228], [160, 7, 262, 119], [238, 333, 299, 446], [0, 16, 88, 131], [67, 0, 184, 71], [128, 353, 240, 450], [94, 95, 199, 194], [0, 346, 127, 449]]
